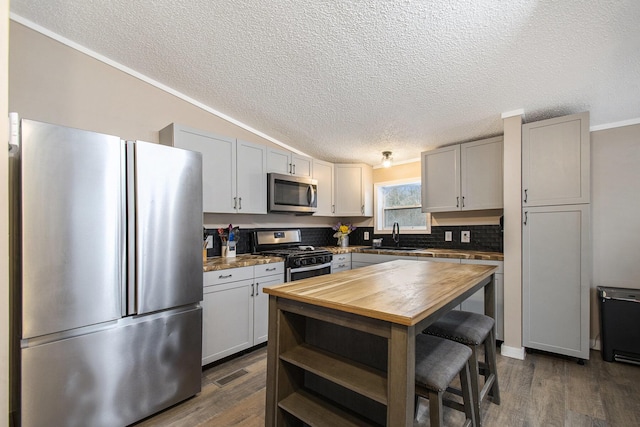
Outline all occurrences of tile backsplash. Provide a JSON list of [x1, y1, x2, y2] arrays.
[[205, 224, 502, 256]]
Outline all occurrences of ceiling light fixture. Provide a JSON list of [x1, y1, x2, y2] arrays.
[[381, 151, 393, 168]]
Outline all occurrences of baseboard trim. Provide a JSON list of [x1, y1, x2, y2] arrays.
[[501, 344, 526, 360]]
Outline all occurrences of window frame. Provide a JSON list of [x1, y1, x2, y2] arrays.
[[373, 177, 431, 234]]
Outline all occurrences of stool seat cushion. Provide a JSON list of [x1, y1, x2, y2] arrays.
[[423, 310, 494, 346], [415, 334, 472, 392]]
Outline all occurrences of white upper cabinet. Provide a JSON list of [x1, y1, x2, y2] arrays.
[[160, 124, 266, 214], [522, 111, 590, 206], [267, 147, 313, 178], [236, 139, 267, 214], [160, 123, 236, 213], [312, 159, 335, 216], [334, 163, 373, 217], [421, 136, 503, 212]]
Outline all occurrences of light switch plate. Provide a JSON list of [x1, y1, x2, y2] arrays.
[[206, 235, 214, 249], [364, 231, 370, 240], [445, 231, 452, 241], [461, 231, 470, 243]]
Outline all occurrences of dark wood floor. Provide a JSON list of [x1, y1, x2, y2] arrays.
[[135, 346, 640, 426]]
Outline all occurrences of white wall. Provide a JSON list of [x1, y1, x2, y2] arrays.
[[590, 123, 640, 345]]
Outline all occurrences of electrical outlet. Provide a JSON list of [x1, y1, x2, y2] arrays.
[[445, 231, 452, 242], [461, 231, 470, 243], [364, 231, 370, 240], [206, 235, 214, 249]]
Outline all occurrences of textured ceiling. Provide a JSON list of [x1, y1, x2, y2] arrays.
[[9, 0, 640, 165]]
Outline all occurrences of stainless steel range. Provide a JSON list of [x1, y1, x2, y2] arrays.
[[254, 229, 332, 282]]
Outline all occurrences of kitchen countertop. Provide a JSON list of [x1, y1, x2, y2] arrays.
[[203, 254, 284, 272], [204, 246, 502, 272], [263, 259, 498, 325], [323, 245, 503, 261]]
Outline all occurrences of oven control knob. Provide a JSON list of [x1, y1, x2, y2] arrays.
[[300, 258, 307, 266], [293, 258, 301, 267], [309, 257, 316, 264]]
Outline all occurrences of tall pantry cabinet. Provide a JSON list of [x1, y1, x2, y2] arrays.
[[522, 112, 591, 360]]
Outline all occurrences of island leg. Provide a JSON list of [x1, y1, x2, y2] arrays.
[[387, 324, 416, 427]]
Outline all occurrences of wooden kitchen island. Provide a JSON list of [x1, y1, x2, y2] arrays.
[[263, 259, 498, 427]]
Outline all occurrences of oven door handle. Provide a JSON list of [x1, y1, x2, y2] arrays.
[[289, 262, 332, 274]]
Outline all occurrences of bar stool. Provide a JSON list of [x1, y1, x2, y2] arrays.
[[423, 310, 500, 426], [415, 334, 476, 427]]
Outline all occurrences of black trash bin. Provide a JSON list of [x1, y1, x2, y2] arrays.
[[598, 286, 640, 364]]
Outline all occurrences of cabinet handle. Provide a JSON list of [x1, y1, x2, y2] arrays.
[[239, 197, 242, 210], [332, 204, 335, 213], [251, 283, 254, 297], [524, 189, 528, 203], [266, 267, 276, 271], [218, 274, 232, 279], [233, 197, 237, 209], [339, 263, 346, 268], [523, 211, 528, 225], [361, 205, 364, 214], [255, 283, 259, 296], [293, 164, 296, 175], [288, 163, 292, 174], [462, 196, 465, 208], [456, 196, 459, 208]]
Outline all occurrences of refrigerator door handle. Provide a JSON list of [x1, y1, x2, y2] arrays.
[[120, 140, 128, 317], [126, 141, 137, 315]]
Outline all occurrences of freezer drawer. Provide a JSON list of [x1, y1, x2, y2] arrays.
[[21, 307, 202, 427]]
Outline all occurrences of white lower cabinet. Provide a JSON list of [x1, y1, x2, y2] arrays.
[[351, 253, 417, 269], [202, 262, 284, 366], [459, 259, 504, 341], [331, 253, 352, 273], [253, 263, 285, 344]]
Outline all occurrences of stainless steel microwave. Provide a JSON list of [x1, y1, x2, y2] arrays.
[[268, 173, 317, 214]]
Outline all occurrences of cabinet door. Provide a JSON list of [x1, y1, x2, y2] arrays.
[[292, 153, 313, 178], [459, 260, 504, 340], [236, 140, 267, 214], [202, 279, 253, 365], [461, 137, 503, 210], [160, 124, 236, 213], [334, 163, 372, 217], [522, 204, 590, 359], [522, 112, 590, 206], [267, 147, 291, 175], [253, 275, 281, 344], [421, 145, 460, 212], [313, 159, 335, 216]]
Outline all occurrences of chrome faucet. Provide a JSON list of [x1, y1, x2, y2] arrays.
[[392, 222, 400, 247]]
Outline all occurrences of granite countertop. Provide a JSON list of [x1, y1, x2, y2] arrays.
[[203, 254, 284, 272], [322, 246, 503, 261], [204, 246, 503, 272]]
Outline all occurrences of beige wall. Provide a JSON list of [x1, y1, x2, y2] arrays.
[[9, 22, 283, 148], [590, 123, 640, 348], [2, 1, 9, 425]]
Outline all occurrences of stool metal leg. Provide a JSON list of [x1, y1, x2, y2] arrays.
[[468, 346, 482, 426], [460, 361, 477, 427], [429, 390, 444, 427], [484, 329, 501, 404]]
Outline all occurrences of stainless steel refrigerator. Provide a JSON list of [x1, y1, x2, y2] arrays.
[[11, 119, 204, 426]]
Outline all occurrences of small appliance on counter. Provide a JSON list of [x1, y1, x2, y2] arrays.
[[254, 229, 332, 281], [372, 238, 383, 248]]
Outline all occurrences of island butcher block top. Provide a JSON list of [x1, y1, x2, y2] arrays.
[[263, 259, 497, 326]]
